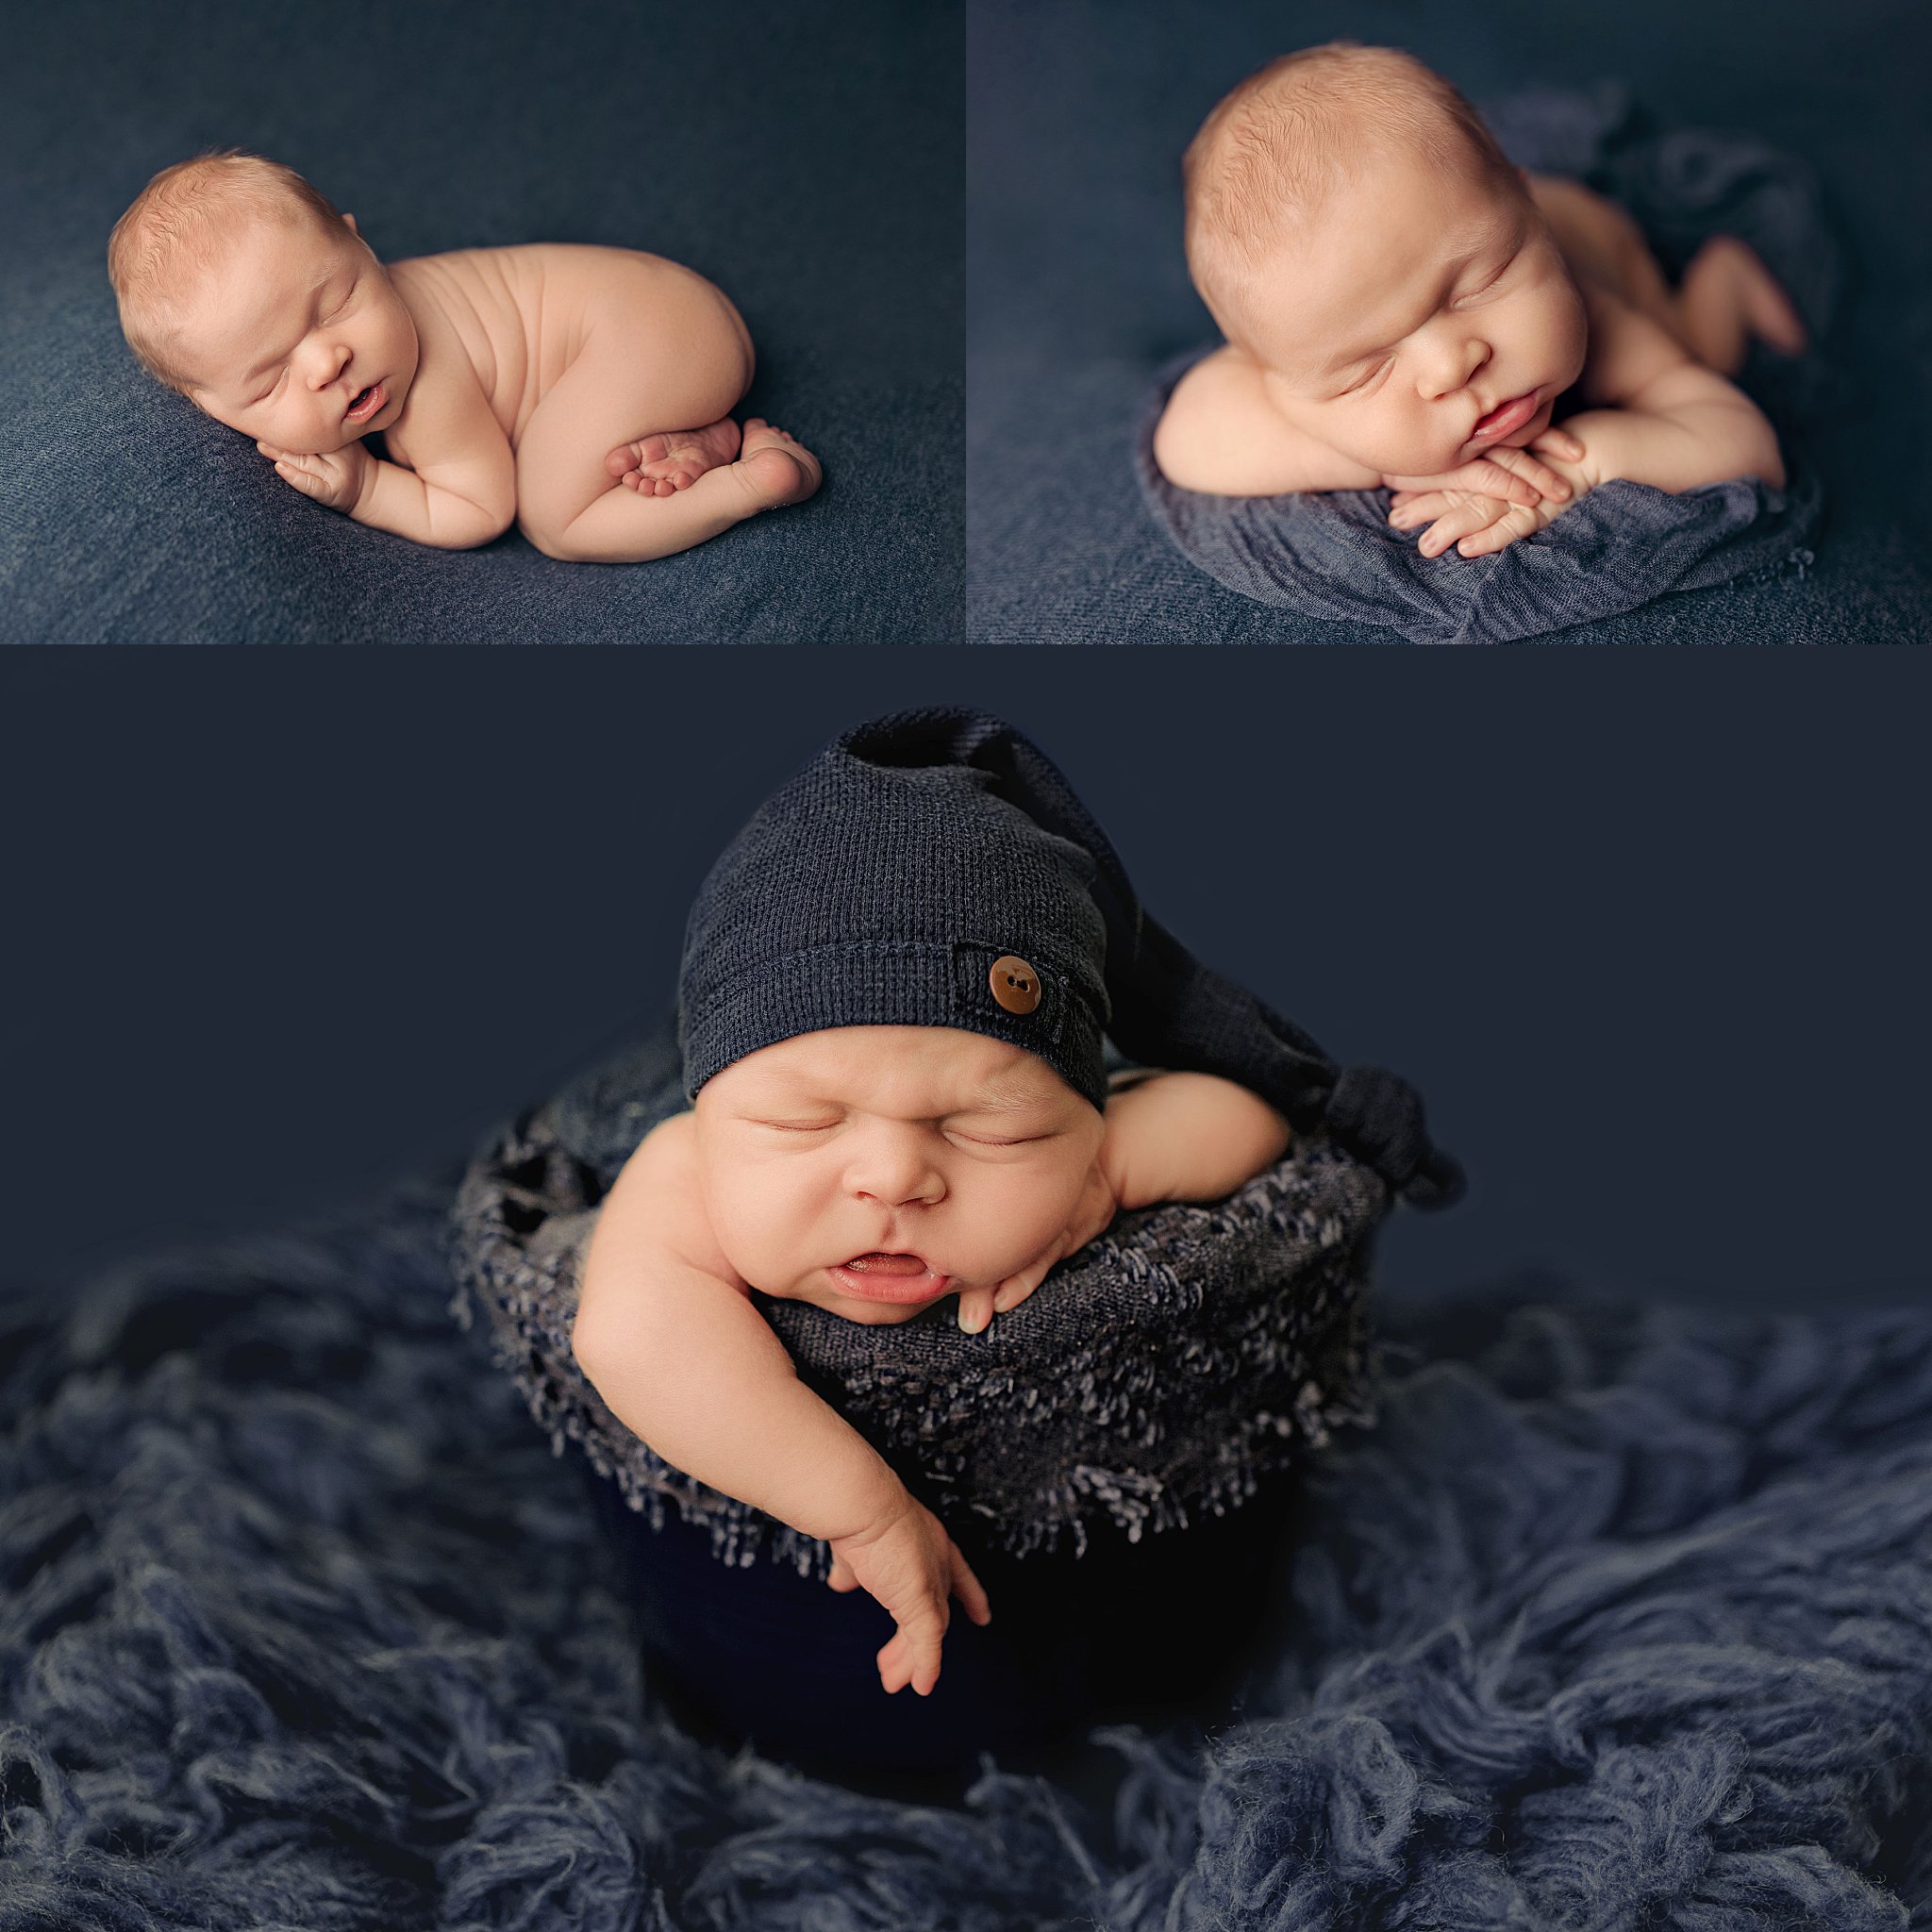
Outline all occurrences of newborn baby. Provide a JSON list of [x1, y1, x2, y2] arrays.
[[567, 708, 1460, 1706], [575, 1027, 1289, 1700], [108, 153, 821, 561], [1154, 44, 1805, 559]]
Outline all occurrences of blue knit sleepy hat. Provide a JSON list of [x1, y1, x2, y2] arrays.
[[678, 709, 1462, 1207]]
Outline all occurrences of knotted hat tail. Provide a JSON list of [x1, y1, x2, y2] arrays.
[[946, 713, 1463, 1207]]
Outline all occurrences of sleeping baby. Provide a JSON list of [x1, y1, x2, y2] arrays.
[[569, 709, 1459, 1704], [1153, 44, 1805, 559], [108, 153, 820, 561]]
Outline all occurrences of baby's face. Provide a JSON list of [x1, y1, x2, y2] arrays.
[[1234, 150, 1588, 478], [693, 1025, 1106, 1326], [171, 213, 418, 455]]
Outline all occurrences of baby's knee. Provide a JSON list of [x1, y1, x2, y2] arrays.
[[518, 509, 590, 561]]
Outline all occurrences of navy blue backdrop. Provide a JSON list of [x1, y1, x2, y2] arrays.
[[6, 644, 1927, 1313]]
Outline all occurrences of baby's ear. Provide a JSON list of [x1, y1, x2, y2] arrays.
[[341, 212, 359, 236]]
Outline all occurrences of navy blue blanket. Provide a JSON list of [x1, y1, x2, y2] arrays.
[[1136, 89, 1829, 645], [0, 0, 960, 646], [6, 1194, 1930, 1927]]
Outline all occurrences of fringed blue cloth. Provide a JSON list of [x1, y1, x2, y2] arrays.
[[1136, 88, 1835, 644], [448, 1028, 1384, 1574], [5, 1191, 1930, 1926]]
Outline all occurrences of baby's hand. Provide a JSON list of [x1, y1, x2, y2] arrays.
[[1380, 441, 1580, 510], [1388, 429, 1592, 559], [258, 440, 372, 515], [955, 1157, 1120, 1335], [824, 1490, 992, 1696]]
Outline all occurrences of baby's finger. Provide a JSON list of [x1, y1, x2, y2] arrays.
[[827, 1553, 860, 1593], [891, 1615, 945, 1697], [991, 1253, 1057, 1315], [1483, 450, 1572, 502], [1457, 508, 1538, 558], [1459, 459, 1545, 506], [949, 1543, 992, 1626], [1533, 426, 1587, 463], [957, 1284, 996, 1335], [875, 1632, 915, 1695], [1417, 503, 1492, 558], [274, 459, 325, 497], [1388, 492, 1450, 530]]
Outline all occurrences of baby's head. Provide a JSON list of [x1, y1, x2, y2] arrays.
[[1183, 44, 1587, 476], [675, 709, 1453, 1328], [108, 152, 417, 454], [676, 710, 1119, 1327]]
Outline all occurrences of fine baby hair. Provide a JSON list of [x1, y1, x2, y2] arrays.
[[108, 151, 346, 391]]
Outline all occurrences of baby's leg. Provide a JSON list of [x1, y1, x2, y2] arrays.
[[514, 265, 818, 563], [1532, 177, 1806, 378], [1673, 236, 1808, 376]]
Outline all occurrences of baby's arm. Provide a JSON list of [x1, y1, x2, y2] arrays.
[[260, 367, 515, 550], [1157, 345, 1573, 507], [1561, 280, 1785, 492], [956, 1072, 1290, 1331], [570, 1113, 990, 1695], [1102, 1070, 1292, 1209]]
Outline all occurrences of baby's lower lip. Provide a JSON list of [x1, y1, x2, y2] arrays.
[[829, 1254, 952, 1303], [344, 381, 387, 423], [1468, 390, 1541, 444]]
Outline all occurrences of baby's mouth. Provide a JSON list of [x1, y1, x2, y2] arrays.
[[1468, 389, 1541, 445], [829, 1252, 953, 1304], [343, 380, 387, 425]]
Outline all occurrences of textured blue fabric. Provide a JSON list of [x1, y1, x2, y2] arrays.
[[0, 0, 960, 646], [1134, 88, 1828, 645], [7, 1195, 1931, 1926], [968, 0, 1932, 646]]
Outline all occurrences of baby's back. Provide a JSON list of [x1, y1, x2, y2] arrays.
[[390, 244, 738, 448]]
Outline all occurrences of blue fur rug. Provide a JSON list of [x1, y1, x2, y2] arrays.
[[5, 1191, 1930, 1929]]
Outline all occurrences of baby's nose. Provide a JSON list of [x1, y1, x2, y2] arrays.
[[846, 1133, 944, 1206], [1424, 332, 1490, 398], [307, 341, 353, 389]]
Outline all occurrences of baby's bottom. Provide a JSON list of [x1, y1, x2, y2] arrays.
[[513, 258, 820, 564], [1531, 176, 1807, 377]]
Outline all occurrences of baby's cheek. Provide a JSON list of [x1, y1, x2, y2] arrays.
[[704, 1174, 816, 1287]]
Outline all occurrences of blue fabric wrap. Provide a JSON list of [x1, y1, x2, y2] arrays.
[[6, 1192, 1932, 1926], [1136, 87, 1830, 645]]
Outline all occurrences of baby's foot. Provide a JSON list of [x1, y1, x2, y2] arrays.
[[606, 417, 743, 497], [1680, 236, 1808, 372], [736, 418, 823, 509]]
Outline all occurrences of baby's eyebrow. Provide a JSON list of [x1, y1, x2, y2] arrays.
[[953, 1085, 1056, 1116]]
